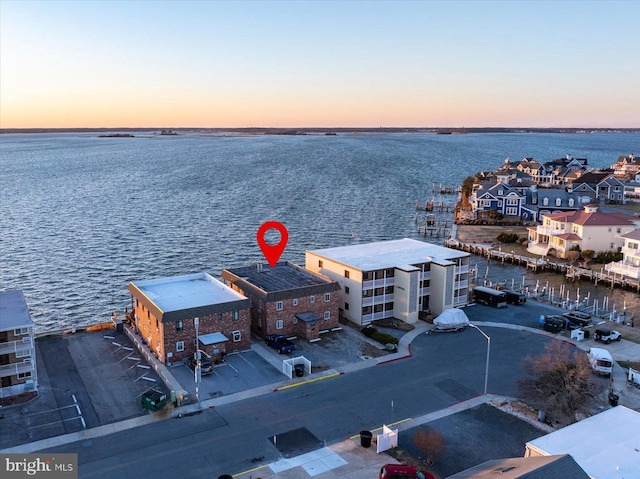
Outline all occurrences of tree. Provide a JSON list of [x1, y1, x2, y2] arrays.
[[413, 427, 445, 466], [519, 341, 600, 424], [565, 250, 581, 265]]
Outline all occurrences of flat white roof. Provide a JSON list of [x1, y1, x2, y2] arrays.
[[199, 332, 228, 345], [0, 290, 35, 331], [526, 406, 640, 479], [307, 238, 468, 271], [130, 272, 246, 313]]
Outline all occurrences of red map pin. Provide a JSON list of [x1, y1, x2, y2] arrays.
[[256, 221, 288, 267]]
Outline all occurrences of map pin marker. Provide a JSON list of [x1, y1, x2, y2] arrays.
[[257, 221, 288, 267]]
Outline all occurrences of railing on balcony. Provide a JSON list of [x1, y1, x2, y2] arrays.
[[362, 310, 394, 322], [0, 360, 34, 378], [536, 226, 566, 237], [454, 280, 469, 290], [362, 278, 395, 289], [362, 294, 395, 307], [0, 337, 33, 355], [420, 271, 431, 280], [456, 265, 470, 274], [605, 261, 640, 279]]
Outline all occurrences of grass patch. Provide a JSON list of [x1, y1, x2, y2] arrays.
[[617, 360, 640, 371]]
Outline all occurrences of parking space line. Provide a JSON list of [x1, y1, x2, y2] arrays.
[[226, 361, 239, 374], [236, 353, 256, 368]]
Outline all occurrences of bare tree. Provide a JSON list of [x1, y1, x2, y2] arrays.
[[519, 341, 600, 424], [413, 427, 445, 465], [565, 250, 581, 265]]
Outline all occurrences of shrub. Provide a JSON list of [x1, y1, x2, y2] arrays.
[[592, 251, 623, 264], [361, 326, 399, 345], [496, 232, 519, 243]]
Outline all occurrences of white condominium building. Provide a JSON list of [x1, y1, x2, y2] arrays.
[[306, 238, 470, 327]]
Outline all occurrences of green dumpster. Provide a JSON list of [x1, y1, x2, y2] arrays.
[[141, 390, 167, 411]]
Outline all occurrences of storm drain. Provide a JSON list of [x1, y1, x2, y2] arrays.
[[268, 427, 323, 458]]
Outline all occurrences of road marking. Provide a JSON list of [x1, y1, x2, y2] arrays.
[[232, 463, 268, 478], [237, 352, 256, 368], [274, 372, 342, 391]]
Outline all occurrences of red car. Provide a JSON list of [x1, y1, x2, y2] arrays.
[[379, 464, 418, 479]]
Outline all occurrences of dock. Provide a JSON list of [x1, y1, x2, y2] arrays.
[[444, 238, 640, 293]]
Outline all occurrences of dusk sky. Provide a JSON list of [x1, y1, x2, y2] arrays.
[[1, 0, 638, 129]]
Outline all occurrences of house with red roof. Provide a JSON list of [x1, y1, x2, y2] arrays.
[[527, 205, 639, 258]]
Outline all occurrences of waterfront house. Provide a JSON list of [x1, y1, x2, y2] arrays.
[[605, 229, 640, 279], [221, 262, 341, 341], [525, 406, 640, 479], [128, 272, 250, 366], [0, 290, 38, 398], [612, 153, 639, 179], [570, 172, 626, 204], [472, 181, 526, 220], [527, 205, 638, 258], [306, 238, 470, 327]]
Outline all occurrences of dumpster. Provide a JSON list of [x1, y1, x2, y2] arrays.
[[141, 390, 167, 411], [294, 364, 305, 377], [360, 430, 373, 448]]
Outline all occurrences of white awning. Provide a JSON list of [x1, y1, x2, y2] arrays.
[[198, 332, 228, 345]]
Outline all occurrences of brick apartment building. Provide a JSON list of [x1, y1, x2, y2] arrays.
[[0, 290, 38, 398], [128, 272, 250, 366], [221, 262, 341, 341]]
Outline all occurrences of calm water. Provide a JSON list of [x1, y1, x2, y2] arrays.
[[1, 131, 639, 331]]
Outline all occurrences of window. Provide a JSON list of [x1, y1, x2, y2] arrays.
[[543, 197, 549, 206], [276, 320, 283, 330], [324, 311, 330, 321], [176, 320, 183, 331], [176, 341, 185, 352], [556, 198, 561, 206], [13, 328, 28, 336], [292, 316, 298, 324], [293, 298, 298, 306], [345, 286, 350, 294], [324, 293, 330, 302], [363, 271, 373, 281], [568, 198, 574, 207], [318, 260, 323, 268], [18, 372, 32, 379], [233, 330, 241, 342], [276, 301, 283, 311], [16, 349, 30, 358], [344, 270, 350, 279], [344, 302, 349, 310], [233, 311, 239, 320], [310, 295, 315, 303], [629, 242, 639, 250], [617, 228, 621, 233], [218, 312, 224, 321]]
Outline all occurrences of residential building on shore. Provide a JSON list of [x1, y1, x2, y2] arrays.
[[306, 238, 470, 327], [0, 290, 38, 398], [527, 205, 639, 258], [128, 272, 250, 366], [605, 229, 640, 279], [221, 262, 341, 341]]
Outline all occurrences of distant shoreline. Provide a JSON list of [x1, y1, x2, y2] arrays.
[[2, 127, 639, 135]]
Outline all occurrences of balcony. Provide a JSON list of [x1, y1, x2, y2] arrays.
[[454, 280, 469, 290], [605, 261, 640, 280], [0, 360, 34, 378], [362, 278, 395, 289], [362, 294, 395, 307], [456, 264, 470, 274], [420, 271, 431, 280], [535, 226, 567, 237], [362, 310, 394, 322], [0, 337, 33, 355]]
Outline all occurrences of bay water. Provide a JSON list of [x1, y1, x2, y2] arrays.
[[1, 131, 638, 331]]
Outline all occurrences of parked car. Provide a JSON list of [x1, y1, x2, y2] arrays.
[[562, 311, 591, 328], [380, 464, 419, 479], [265, 334, 296, 354], [186, 357, 214, 375], [542, 315, 566, 333], [593, 328, 622, 344], [502, 289, 527, 305]]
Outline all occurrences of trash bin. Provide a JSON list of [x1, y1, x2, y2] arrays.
[[294, 364, 305, 377], [608, 391, 619, 406], [141, 390, 167, 411], [360, 430, 373, 448], [583, 330, 590, 339]]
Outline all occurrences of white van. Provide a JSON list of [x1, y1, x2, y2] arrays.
[[588, 347, 613, 377]]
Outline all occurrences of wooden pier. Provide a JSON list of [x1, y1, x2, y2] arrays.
[[445, 238, 640, 293]]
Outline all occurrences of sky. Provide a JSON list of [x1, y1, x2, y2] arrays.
[[1, 0, 638, 129]]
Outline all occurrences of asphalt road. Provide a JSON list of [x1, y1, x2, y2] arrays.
[[41, 326, 557, 478]]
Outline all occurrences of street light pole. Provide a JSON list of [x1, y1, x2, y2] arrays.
[[469, 323, 490, 395]]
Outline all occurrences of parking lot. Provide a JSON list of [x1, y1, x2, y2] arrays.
[[0, 329, 168, 450]]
